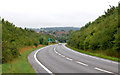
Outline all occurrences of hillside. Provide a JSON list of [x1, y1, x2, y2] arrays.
[[67, 6, 120, 58], [0, 20, 1, 63], [2, 19, 54, 63], [30, 27, 80, 43], [31, 27, 80, 32], [39, 30, 69, 43], [30, 27, 78, 43]]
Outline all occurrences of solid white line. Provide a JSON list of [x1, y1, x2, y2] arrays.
[[34, 48, 53, 74], [94, 67, 113, 74], [76, 61, 88, 66], [63, 44, 118, 64]]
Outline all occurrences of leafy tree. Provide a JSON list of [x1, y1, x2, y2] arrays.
[[1, 18, 54, 63], [67, 5, 119, 58], [34, 43, 38, 47]]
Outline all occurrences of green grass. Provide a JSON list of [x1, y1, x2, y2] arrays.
[[0, 64, 1, 74], [2, 45, 46, 73], [66, 44, 120, 62]]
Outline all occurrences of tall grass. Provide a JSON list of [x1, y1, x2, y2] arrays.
[[2, 46, 45, 73]]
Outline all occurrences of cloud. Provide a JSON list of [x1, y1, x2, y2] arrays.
[[0, 0, 119, 28]]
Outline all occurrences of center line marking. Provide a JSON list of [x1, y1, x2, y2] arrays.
[[63, 44, 118, 64], [66, 57, 73, 61], [76, 61, 88, 66], [94, 67, 113, 74], [61, 55, 65, 57]]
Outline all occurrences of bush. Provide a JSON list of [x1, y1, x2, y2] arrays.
[[2, 18, 54, 63], [67, 5, 119, 58], [34, 43, 38, 47]]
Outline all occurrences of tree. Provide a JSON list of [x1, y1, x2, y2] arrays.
[[34, 43, 38, 47]]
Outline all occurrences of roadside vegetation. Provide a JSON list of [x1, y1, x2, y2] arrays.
[[0, 19, 2, 74], [67, 5, 120, 61], [2, 45, 45, 73], [1, 18, 56, 73], [2, 19, 55, 63], [66, 44, 120, 62]]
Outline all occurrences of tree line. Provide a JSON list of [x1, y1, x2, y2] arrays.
[[2, 19, 54, 63], [67, 5, 120, 58]]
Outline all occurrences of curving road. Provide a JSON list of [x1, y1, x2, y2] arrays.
[[28, 44, 119, 75]]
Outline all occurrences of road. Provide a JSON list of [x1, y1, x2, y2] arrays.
[[28, 44, 119, 75]]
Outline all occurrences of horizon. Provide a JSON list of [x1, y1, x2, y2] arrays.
[[0, 0, 119, 28], [27, 26, 81, 29]]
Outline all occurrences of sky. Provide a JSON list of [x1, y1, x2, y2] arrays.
[[0, 0, 119, 28]]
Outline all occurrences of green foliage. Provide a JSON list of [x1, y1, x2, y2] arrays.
[[113, 28, 120, 51], [85, 22, 91, 28], [66, 44, 120, 62], [2, 19, 52, 63], [68, 6, 120, 58], [39, 37, 48, 45], [34, 43, 38, 47], [2, 46, 45, 73]]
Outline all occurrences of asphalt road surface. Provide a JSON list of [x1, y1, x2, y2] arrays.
[[28, 44, 119, 75]]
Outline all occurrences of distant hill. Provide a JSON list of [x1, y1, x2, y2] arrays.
[[30, 27, 80, 33], [41, 27, 80, 31], [29, 27, 80, 43]]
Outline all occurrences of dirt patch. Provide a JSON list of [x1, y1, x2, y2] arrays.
[[9, 45, 43, 64], [32, 45, 43, 48], [19, 46, 33, 53], [19, 45, 43, 53]]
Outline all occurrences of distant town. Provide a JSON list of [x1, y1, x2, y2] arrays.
[[29, 27, 80, 43]]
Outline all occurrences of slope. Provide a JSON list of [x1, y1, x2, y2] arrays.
[[67, 5, 120, 59]]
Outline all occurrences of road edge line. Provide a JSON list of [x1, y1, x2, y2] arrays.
[[34, 46, 53, 74], [63, 44, 118, 64]]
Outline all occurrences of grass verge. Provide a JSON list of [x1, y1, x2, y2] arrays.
[[0, 64, 1, 74], [66, 44, 120, 62], [2, 45, 46, 73]]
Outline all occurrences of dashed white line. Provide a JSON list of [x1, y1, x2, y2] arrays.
[[54, 47, 73, 61], [61, 55, 65, 57], [54, 49, 58, 54], [58, 53, 61, 55], [76, 61, 88, 66], [66, 57, 73, 61], [63, 44, 118, 64], [94, 67, 113, 74]]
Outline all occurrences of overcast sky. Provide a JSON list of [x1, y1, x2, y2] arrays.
[[0, 0, 119, 28]]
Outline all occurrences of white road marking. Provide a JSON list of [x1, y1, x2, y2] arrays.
[[61, 55, 65, 57], [63, 44, 118, 64], [54, 48, 65, 57], [66, 57, 73, 61], [54, 47, 73, 61], [54, 49, 58, 54], [76, 61, 88, 66], [94, 67, 113, 74], [58, 53, 61, 55], [34, 48, 53, 74]]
